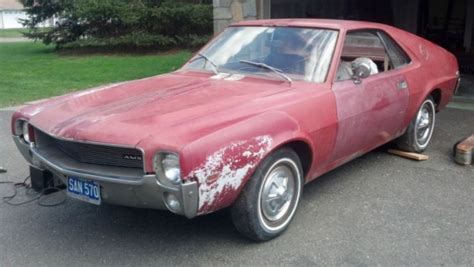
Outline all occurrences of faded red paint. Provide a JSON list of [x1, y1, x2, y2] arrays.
[[12, 19, 459, 215]]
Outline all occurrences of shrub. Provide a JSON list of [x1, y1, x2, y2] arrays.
[[20, 0, 213, 50]]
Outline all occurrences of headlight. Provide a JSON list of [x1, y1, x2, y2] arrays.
[[154, 152, 181, 186], [22, 121, 30, 143], [15, 120, 31, 143]]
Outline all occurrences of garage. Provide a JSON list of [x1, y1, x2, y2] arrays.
[[214, 0, 474, 73]]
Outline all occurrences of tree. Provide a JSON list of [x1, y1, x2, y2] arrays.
[[20, 0, 213, 49]]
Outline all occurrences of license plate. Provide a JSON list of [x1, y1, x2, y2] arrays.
[[67, 176, 101, 205]]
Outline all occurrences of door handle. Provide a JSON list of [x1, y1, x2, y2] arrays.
[[397, 80, 408, 90]]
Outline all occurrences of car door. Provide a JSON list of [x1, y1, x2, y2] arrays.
[[329, 30, 411, 162]]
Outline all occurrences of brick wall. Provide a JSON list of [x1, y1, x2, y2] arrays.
[[213, 0, 258, 33]]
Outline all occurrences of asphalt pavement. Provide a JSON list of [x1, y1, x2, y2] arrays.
[[0, 107, 472, 266]]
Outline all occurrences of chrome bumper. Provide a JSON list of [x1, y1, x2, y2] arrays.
[[13, 136, 199, 218]]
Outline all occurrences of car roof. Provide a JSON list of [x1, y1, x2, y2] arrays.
[[232, 19, 390, 31]]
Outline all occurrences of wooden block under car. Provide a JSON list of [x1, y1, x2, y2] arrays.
[[388, 149, 429, 161], [454, 134, 474, 165]]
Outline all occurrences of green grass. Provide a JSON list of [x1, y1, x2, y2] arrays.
[[0, 28, 26, 38], [0, 42, 192, 107]]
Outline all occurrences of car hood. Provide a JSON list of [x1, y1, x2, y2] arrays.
[[24, 71, 294, 148]]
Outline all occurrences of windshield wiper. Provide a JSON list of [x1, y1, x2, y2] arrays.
[[239, 60, 292, 84], [189, 52, 219, 74]]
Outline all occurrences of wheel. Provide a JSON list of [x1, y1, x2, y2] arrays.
[[230, 148, 303, 241], [397, 96, 436, 152]]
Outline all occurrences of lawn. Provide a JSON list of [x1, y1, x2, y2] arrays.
[[0, 42, 192, 107], [0, 28, 26, 38]]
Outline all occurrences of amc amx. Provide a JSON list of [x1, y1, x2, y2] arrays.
[[12, 19, 459, 241]]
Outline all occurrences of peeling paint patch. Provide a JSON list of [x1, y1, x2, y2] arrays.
[[189, 135, 272, 213], [419, 45, 430, 61], [25, 83, 128, 117]]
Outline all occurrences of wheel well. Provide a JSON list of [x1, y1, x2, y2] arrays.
[[283, 141, 312, 178], [430, 88, 442, 109]]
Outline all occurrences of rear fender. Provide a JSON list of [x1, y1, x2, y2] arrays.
[[405, 75, 457, 126]]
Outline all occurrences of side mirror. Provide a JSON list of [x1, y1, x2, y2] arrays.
[[352, 61, 371, 84]]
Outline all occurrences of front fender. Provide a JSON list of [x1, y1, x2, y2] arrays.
[[181, 111, 311, 215]]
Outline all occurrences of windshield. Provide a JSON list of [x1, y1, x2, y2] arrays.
[[184, 26, 338, 83]]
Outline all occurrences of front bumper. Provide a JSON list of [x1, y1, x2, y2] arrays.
[[13, 136, 199, 218]]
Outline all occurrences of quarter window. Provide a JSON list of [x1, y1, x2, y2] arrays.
[[378, 31, 411, 68]]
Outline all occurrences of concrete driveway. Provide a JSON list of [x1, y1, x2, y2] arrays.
[[0, 107, 473, 266], [0, 37, 31, 43]]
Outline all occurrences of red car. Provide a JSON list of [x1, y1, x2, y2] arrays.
[[12, 19, 459, 241]]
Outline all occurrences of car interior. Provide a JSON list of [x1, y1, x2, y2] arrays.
[[336, 30, 410, 81]]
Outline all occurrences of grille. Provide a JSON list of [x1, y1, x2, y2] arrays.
[[35, 129, 144, 169]]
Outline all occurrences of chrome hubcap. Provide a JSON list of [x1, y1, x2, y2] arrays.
[[415, 102, 434, 147], [261, 165, 295, 222]]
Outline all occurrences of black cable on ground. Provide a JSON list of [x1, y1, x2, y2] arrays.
[[38, 187, 67, 207], [0, 175, 67, 207]]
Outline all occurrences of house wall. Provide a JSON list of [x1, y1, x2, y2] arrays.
[[0, 9, 27, 29], [212, 0, 412, 34], [0, 10, 55, 29], [391, 0, 420, 33], [464, 0, 473, 52], [213, 0, 258, 33]]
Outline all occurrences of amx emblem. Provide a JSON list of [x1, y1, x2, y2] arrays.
[[123, 155, 142, 161]]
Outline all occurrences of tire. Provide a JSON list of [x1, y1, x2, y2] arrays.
[[396, 96, 436, 153], [230, 147, 303, 241]]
